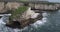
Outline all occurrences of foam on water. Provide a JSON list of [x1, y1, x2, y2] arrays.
[[13, 26, 29, 32], [0, 14, 11, 24], [31, 12, 48, 28], [58, 10, 60, 12], [13, 29, 21, 32], [42, 12, 48, 17], [0, 18, 6, 24], [32, 18, 47, 28]]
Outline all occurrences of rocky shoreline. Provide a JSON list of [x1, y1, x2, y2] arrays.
[[0, 2, 58, 29], [6, 7, 43, 29]]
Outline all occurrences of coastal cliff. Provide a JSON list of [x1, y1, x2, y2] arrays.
[[0, 2, 24, 14]]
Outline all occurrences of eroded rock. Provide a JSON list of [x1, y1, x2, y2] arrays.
[[6, 7, 43, 29], [6, 2, 24, 10], [0, 2, 24, 13]]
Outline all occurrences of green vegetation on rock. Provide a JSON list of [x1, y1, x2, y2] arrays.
[[12, 6, 28, 15], [10, 6, 28, 20]]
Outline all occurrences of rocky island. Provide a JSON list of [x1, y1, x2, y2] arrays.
[[0, 0, 60, 29]]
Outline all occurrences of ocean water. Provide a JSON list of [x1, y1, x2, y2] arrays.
[[0, 10, 60, 32]]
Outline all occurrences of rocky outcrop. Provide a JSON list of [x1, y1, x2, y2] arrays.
[[6, 7, 43, 29], [21, 7, 40, 19]]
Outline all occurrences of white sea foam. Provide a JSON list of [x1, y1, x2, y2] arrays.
[[0, 18, 6, 24], [58, 10, 60, 12], [13, 26, 29, 32], [13, 29, 21, 32], [31, 12, 48, 28], [42, 12, 48, 17], [0, 14, 11, 24], [32, 18, 47, 28]]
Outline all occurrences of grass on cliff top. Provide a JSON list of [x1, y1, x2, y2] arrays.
[[10, 6, 28, 20], [12, 6, 28, 15]]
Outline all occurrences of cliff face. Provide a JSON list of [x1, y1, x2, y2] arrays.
[[0, 2, 24, 13], [0, 2, 4, 13], [30, 3, 60, 11], [6, 2, 24, 10]]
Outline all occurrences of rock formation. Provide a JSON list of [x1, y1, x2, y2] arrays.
[[6, 2, 24, 10], [0, 2, 43, 29], [0, 2, 24, 13], [6, 7, 43, 29]]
